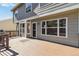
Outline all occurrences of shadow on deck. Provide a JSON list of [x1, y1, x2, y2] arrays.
[[0, 46, 18, 56]]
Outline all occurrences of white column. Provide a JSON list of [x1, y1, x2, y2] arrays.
[[30, 20, 32, 37], [25, 20, 27, 38], [57, 19, 59, 37], [78, 9, 79, 33], [19, 22, 20, 36]]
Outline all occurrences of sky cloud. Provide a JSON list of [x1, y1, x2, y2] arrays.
[[0, 3, 15, 7], [0, 16, 12, 21], [0, 3, 15, 21]]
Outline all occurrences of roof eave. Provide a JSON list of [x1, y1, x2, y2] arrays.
[[11, 3, 23, 12]]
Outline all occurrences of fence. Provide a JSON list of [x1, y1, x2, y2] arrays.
[[5, 30, 18, 37]]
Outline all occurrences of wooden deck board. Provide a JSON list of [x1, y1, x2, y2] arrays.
[[4, 37, 79, 56]]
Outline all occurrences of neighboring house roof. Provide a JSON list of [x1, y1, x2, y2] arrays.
[[11, 3, 23, 12], [0, 18, 16, 31]]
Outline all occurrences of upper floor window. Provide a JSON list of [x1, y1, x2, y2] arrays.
[[26, 3, 32, 13]]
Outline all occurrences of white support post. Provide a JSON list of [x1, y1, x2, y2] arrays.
[[25, 20, 27, 38], [19, 22, 20, 36], [57, 19, 59, 37], [30, 20, 32, 37], [78, 9, 79, 33]]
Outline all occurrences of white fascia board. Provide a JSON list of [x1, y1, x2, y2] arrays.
[[15, 19, 26, 23]]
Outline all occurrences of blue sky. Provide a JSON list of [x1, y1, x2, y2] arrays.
[[0, 3, 15, 21]]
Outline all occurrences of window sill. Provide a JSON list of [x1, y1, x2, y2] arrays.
[[41, 34, 67, 38], [27, 33, 30, 34]]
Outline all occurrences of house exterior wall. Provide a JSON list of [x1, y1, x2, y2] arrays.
[[12, 3, 79, 47], [28, 9, 79, 47], [14, 3, 79, 21], [40, 3, 48, 7], [14, 3, 38, 20], [34, 3, 78, 15]]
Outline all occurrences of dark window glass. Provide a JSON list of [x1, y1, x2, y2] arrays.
[[47, 20, 57, 27], [33, 31, 36, 37], [47, 28, 57, 35], [33, 23, 36, 30], [0, 30, 4, 32], [20, 24, 25, 28], [26, 6, 31, 12], [22, 24, 25, 27], [59, 19, 66, 27], [26, 4, 32, 13], [42, 21, 45, 27], [42, 28, 45, 34], [59, 28, 66, 36]]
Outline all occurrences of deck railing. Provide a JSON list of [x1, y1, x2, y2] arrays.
[[0, 34, 9, 50], [5, 30, 18, 37]]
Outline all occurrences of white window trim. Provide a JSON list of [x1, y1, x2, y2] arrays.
[[26, 22, 31, 34], [66, 17, 68, 38], [41, 17, 68, 38], [26, 3, 32, 13], [41, 21, 47, 35]]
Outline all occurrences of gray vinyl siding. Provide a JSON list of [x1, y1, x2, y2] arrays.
[[15, 3, 79, 47], [35, 3, 78, 15], [14, 3, 78, 21], [29, 9, 79, 47], [40, 3, 48, 7], [14, 3, 38, 20]]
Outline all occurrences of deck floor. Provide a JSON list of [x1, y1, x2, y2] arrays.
[[0, 37, 79, 56]]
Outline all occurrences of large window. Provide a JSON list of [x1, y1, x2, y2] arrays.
[[59, 19, 66, 36], [47, 20, 57, 35], [41, 18, 67, 37], [26, 3, 32, 13]]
